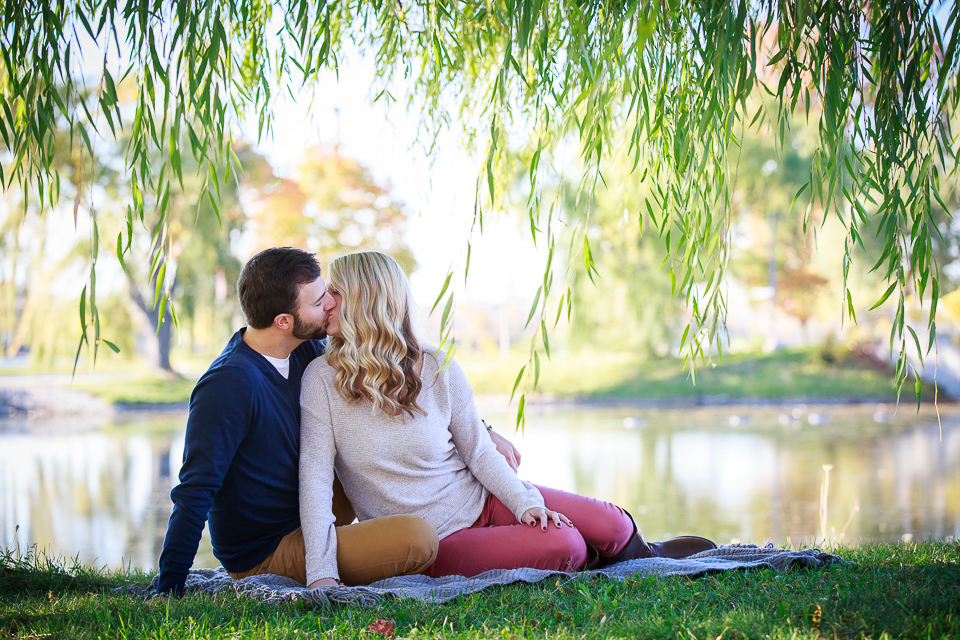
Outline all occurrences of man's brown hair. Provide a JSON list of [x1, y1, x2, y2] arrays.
[[237, 247, 322, 329]]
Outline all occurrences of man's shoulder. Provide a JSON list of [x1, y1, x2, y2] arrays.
[[192, 333, 266, 395], [204, 343, 261, 378]]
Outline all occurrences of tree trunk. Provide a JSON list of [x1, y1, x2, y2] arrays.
[[127, 271, 177, 373]]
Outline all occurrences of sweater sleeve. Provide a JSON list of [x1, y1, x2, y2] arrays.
[[299, 362, 340, 583], [157, 369, 253, 594], [444, 358, 544, 522]]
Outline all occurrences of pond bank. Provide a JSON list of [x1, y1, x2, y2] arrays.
[[2, 346, 954, 419], [0, 386, 113, 420], [2, 382, 955, 420]]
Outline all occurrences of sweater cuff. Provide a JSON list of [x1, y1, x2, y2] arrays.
[[511, 486, 547, 523]]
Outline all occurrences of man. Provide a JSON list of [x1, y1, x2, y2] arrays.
[[157, 247, 521, 593]]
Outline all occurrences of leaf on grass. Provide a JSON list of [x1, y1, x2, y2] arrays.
[[364, 620, 395, 638]]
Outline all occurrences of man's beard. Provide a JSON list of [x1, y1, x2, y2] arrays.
[[292, 311, 327, 340]]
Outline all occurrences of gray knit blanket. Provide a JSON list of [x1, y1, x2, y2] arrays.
[[136, 544, 846, 608]]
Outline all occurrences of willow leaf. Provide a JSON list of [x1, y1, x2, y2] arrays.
[[870, 282, 898, 311], [525, 286, 542, 328], [510, 365, 526, 402], [430, 272, 453, 313]]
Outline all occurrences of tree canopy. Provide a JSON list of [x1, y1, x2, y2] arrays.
[[1, 0, 958, 405]]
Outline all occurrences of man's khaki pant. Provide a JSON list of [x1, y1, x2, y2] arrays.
[[229, 477, 438, 586]]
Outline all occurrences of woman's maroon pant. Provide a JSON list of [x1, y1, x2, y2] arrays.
[[424, 484, 635, 578]]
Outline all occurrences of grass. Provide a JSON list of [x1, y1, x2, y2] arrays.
[[2, 541, 958, 639], [460, 347, 927, 402], [71, 376, 198, 406]]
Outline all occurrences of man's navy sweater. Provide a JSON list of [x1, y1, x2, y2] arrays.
[[156, 330, 322, 594]]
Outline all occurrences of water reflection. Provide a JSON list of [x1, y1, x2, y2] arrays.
[[1, 404, 957, 571], [0, 418, 216, 570], [513, 404, 960, 546]]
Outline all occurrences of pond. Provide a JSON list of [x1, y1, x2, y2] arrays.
[[1, 401, 957, 572]]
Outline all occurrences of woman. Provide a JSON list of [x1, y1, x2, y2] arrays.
[[299, 251, 714, 587]]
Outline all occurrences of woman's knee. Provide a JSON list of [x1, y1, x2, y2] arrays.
[[537, 526, 588, 571], [609, 509, 636, 546]]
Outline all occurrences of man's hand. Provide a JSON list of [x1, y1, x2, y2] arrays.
[[308, 577, 342, 588], [487, 426, 521, 471]]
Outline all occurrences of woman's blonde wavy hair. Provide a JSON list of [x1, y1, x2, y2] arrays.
[[325, 251, 425, 417]]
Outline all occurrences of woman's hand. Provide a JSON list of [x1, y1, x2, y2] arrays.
[[308, 577, 342, 588], [521, 507, 573, 531]]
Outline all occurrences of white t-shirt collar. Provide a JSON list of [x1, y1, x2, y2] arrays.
[[261, 353, 291, 379]]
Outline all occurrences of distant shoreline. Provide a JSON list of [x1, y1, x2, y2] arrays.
[[3, 384, 954, 421]]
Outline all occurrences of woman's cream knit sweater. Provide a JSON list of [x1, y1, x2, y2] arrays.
[[299, 349, 545, 583]]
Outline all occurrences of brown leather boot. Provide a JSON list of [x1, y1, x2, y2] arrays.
[[599, 511, 717, 566], [647, 535, 718, 559], [580, 543, 603, 571]]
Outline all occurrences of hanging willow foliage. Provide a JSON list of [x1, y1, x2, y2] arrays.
[[1, 0, 957, 408]]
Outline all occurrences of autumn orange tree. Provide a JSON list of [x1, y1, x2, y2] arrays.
[[1, 0, 957, 405], [239, 145, 414, 268]]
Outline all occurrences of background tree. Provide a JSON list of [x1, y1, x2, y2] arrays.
[[241, 144, 415, 270], [0, 96, 414, 371], [548, 154, 682, 358]]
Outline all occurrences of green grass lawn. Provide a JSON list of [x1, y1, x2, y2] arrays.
[[71, 376, 198, 406], [2, 541, 957, 639], [460, 347, 925, 402]]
